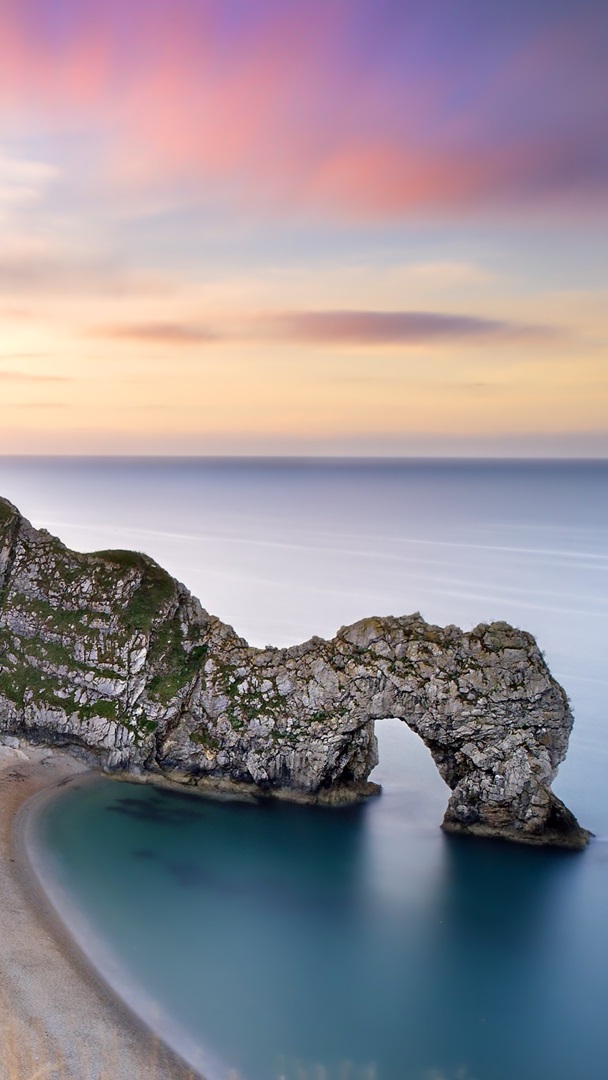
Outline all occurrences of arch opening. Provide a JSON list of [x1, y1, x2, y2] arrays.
[[369, 717, 450, 827]]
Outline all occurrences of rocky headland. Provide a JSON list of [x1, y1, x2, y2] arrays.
[[0, 496, 590, 848]]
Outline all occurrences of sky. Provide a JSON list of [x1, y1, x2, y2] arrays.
[[0, 0, 606, 456]]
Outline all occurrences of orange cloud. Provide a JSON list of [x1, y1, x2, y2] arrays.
[[94, 323, 217, 345], [0, 370, 68, 381]]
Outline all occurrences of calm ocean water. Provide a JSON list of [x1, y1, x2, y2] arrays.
[[3, 458, 607, 1080]]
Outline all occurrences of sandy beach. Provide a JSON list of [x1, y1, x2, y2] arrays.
[[0, 744, 196, 1080]]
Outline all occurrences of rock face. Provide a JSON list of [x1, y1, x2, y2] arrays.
[[0, 496, 590, 848]]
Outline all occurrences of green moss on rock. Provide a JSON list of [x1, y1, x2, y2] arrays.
[[190, 727, 220, 751], [146, 616, 207, 703], [0, 499, 17, 526], [93, 549, 175, 631]]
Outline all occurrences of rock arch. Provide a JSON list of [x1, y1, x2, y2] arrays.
[[0, 497, 590, 849], [158, 612, 587, 848]]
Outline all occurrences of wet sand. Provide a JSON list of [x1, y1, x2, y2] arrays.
[[0, 744, 196, 1080]]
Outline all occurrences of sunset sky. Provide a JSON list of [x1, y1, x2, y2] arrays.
[[0, 0, 606, 456]]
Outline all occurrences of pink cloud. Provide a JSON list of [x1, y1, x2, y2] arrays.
[[257, 310, 550, 345], [0, 1, 605, 221], [88, 309, 551, 348]]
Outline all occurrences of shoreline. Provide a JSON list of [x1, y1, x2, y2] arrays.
[[0, 745, 198, 1080]]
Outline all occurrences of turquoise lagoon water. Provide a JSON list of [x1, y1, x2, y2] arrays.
[[2, 458, 607, 1080]]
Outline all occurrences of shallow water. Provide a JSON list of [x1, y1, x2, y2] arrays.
[[4, 457, 608, 1079]]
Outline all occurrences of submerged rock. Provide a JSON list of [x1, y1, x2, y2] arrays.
[[0, 496, 590, 848]]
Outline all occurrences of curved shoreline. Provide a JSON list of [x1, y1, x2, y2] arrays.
[[1, 746, 199, 1080]]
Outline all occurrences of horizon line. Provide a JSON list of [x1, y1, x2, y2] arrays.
[[0, 453, 607, 464]]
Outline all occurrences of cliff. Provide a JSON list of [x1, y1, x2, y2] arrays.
[[0, 496, 590, 848]]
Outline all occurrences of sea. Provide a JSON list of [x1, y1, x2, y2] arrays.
[[1, 457, 607, 1080]]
